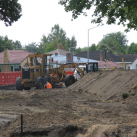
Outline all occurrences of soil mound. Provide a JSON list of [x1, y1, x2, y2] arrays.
[[69, 69, 137, 102]]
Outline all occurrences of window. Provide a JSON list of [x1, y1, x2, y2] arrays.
[[14, 66, 20, 71]]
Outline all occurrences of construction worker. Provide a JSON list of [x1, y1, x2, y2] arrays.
[[44, 81, 52, 89]]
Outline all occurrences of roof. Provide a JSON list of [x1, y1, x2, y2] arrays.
[[51, 55, 99, 64], [0, 50, 33, 64], [119, 54, 137, 63], [46, 49, 70, 56], [74, 51, 123, 62], [98, 61, 123, 68]]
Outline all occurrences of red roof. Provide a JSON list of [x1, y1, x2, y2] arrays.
[[0, 50, 33, 64], [98, 61, 123, 68]]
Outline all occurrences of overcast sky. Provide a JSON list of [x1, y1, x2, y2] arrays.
[[0, 0, 137, 48]]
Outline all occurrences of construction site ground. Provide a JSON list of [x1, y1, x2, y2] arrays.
[[1, 69, 137, 136]]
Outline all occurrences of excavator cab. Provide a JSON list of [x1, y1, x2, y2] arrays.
[[86, 62, 98, 73]]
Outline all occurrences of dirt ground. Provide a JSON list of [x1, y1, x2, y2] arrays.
[[1, 69, 137, 136]]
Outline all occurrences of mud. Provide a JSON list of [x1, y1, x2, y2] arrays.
[[0, 69, 137, 136]]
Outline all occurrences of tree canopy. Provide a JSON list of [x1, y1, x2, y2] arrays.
[[39, 24, 77, 53], [127, 42, 137, 54], [97, 32, 128, 54], [0, 0, 22, 26], [0, 36, 14, 52], [59, 0, 137, 31]]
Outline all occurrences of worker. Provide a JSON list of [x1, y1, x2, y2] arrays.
[[44, 81, 52, 89]]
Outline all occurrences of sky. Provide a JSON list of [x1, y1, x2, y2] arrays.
[[0, 0, 137, 49]]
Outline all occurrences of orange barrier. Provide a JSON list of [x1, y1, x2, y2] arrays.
[[65, 71, 74, 76], [0, 71, 22, 86], [0, 71, 73, 86]]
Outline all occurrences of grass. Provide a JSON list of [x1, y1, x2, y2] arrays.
[[0, 96, 5, 99]]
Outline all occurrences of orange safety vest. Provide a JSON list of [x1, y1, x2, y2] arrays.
[[46, 83, 52, 89]]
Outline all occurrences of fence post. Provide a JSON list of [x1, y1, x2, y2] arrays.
[[21, 114, 23, 137]]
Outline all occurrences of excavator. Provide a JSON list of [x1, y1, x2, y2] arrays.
[[16, 53, 98, 90]]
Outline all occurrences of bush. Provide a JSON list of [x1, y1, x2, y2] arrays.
[[122, 93, 132, 99]]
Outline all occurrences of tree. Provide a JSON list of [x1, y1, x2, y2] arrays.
[[81, 47, 88, 51], [40, 24, 78, 53], [75, 47, 81, 54], [64, 38, 71, 51], [45, 39, 65, 53], [89, 44, 97, 51], [39, 35, 49, 54], [45, 42, 56, 53], [12, 40, 22, 50], [0, 0, 22, 26], [25, 43, 40, 54], [48, 24, 67, 46], [97, 32, 128, 54], [0, 36, 13, 52], [127, 43, 137, 54], [69, 35, 77, 52], [97, 43, 114, 53], [59, 0, 137, 31]]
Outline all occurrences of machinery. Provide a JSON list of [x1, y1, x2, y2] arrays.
[[16, 54, 77, 90], [16, 53, 98, 90], [16, 53, 52, 90]]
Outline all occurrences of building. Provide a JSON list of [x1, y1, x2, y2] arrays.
[[49, 53, 99, 72], [98, 61, 123, 69], [51, 54, 98, 65], [75, 51, 132, 69], [119, 54, 137, 70], [75, 51, 123, 62], [0, 49, 33, 72]]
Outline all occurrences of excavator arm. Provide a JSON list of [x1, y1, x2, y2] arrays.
[[59, 63, 84, 77]]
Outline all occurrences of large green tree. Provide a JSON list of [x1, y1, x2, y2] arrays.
[[48, 24, 67, 46], [97, 32, 128, 54], [59, 0, 137, 31], [0, 0, 22, 26], [40, 24, 77, 53]]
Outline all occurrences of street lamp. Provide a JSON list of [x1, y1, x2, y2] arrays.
[[87, 25, 103, 63]]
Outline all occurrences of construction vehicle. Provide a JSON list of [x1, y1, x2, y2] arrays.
[[16, 53, 98, 90]]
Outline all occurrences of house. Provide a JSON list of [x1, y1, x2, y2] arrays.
[[0, 49, 33, 72], [46, 49, 70, 56], [75, 51, 137, 70], [49, 53, 99, 72], [118, 54, 137, 70], [98, 61, 123, 70], [75, 51, 123, 62]]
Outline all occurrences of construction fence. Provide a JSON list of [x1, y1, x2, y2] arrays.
[[0, 71, 74, 86], [0, 71, 22, 86]]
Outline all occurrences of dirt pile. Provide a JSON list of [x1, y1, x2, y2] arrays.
[[69, 69, 137, 102]]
